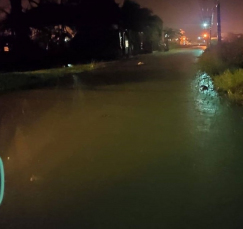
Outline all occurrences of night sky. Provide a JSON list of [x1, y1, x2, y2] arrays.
[[1, 0, 243, 40], [118, 0, 243, 40]]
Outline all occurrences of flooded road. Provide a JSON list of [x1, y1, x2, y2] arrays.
[[1, 49, 243, 229]]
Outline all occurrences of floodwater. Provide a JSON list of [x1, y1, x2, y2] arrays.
[[0, 49, 243, 229]]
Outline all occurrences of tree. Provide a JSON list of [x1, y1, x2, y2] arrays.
[[163, 27, 182, 41], [10, 0, 29, 46], [0, 0, 30, 53], [121, 0, 153, 31], [121, 0, 163, 53], [145, 15, 163, 50]]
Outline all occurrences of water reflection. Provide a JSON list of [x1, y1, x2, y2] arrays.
[[192, 72, 221, 132], [1, 51, 243, 228], [0, 77, 87, 190], [0, 74, 84, 152]]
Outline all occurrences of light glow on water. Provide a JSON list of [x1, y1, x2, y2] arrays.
[[194, 72, 219, 115], [191, 72, 221, 132]]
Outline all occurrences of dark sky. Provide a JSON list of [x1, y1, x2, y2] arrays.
[[118, 0, 243, 40], [1, 0, 243, 40]]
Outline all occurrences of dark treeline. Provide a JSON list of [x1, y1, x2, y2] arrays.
[[0, 0, 163, 70]]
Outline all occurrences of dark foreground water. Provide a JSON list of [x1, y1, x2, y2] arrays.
[[1, 49, 243, 229]]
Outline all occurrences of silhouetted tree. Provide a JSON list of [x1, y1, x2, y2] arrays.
[[10, 0, 30, 50], [66, 0, 121, 58], [0, 0, 163, 63], [121, 0, 163, 53], [163, 27, 182, 40], [0, 0, 30, 54]]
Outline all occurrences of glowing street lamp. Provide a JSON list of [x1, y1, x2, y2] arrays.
[[203, 23, 208, 28]]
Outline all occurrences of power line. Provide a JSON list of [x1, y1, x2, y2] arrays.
[[197, 0, 204, 23], [198, 0, 214, 22], [197, 0, 222, 44]]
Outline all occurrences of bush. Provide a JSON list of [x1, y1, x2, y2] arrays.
[[214, 69, 243, 91], [168, 42, 180, 50], [214, 69, 243, 103], [198, 38, 243, 76], [198, 46, 226, 75]]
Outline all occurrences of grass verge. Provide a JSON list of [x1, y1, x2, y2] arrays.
[[0, 62, 104, 92], [213, 69, 243, 104], [198, 45, 229, 76], [198, 40, 243, 104]]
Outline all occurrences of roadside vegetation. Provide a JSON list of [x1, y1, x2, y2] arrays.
[[0, 0, 163, 68], [198, 38, 243, 104], [214, 70, 243, 102], [0, 62, 100, 92], [0, 0, 166, 92], [0, 0, 189, 93]]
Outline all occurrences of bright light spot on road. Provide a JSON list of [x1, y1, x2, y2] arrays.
[[0, 157, 4, 205], [194, 72, 219, 113], [191, 72, 220, 133]]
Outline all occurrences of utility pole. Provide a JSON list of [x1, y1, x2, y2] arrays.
[[216, 0, 222, 43], [209, 15, 213, 46], [200, 0, 214, 47]]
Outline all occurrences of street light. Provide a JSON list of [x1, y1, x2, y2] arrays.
[[203, 23, 208, 28]]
